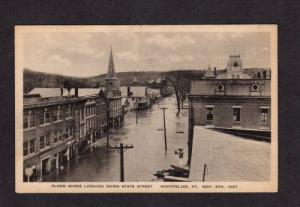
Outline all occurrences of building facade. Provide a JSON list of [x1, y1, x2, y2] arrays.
[[23, 96, 78, 181], [187, 55, 271, 166], [22, 48, 126, 181], [23, 92, 107, 182]]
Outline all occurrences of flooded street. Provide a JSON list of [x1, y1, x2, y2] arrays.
[[44, 97, 189, 182]]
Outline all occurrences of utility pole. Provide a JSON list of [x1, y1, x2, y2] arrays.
[[109, 143, 134, 182], [160, 107, 168, 151], [135, 99, 138, 124], [106, 101, 110, 147]]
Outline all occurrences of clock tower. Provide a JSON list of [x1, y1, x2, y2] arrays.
[[223, 54, 251, 79]]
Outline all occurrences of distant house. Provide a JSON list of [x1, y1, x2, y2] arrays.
[[120, 86, 159, 110]]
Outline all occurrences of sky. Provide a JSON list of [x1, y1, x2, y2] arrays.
[[22, 30, 271, 77]]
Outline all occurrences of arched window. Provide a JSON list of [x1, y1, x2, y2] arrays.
[[232, 74, 235, 79]]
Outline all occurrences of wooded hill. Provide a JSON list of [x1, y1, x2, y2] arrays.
[[23, 67, 269, 93], [23, 69, 184, 93]]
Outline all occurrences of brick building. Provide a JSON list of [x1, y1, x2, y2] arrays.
[[23, 92, 108, 181], [187, 55, 271, 166], [23, 48, 126, 181]]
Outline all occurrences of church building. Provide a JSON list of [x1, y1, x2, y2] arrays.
[[104, 47, 123, 127]]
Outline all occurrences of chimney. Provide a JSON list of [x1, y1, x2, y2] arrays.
[[214, 67, 217, 76]]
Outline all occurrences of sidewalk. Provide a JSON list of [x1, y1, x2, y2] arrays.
[[189, 126, 271, 181]]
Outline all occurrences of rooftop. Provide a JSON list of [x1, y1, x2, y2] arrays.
[[189, 126, 271, 181]]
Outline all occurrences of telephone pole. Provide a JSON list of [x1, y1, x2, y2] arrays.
[[160, 107, 168, 151], [106, 101, 110, 147], [109, 143, 134, 182], [135, 99, 139, 124]]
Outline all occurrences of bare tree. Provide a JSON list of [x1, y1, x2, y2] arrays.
[[166, 71, 191, 114]]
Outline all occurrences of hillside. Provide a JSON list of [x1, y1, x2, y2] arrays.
[[23, 67, 268, 93], [23, 69, 168, 93]]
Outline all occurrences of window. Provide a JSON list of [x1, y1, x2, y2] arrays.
[[23, 110, 35, 129], [66, 104, 73, 118], [233, 107, 241, 122], [206, 107, 214, 121], [54, 106, 62, 121], [53, 108, 57, 121], [261, 108, 269, 123], [65, 128, 69, 139], [251, 84, 260, 92], [39, 110, 44, 125], [54, 130, 58, 143], [58, 129, 63, 141], [80, 125, 84, 137], [23, 113, 28, 128], [81, 107, 84, 120], [70, 127, 73, 137], [23, 139, 35, 156], [40, 134, 50, 149], [40, 108, 50, 125], [216, 83, 225, 93], [45, 109, 50, 123]]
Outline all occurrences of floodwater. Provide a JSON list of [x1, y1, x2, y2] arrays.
[[43, 97, 189, 182]]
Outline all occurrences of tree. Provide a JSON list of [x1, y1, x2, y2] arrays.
[[63, 80, 72, 96], [166, 71, 191, 114]]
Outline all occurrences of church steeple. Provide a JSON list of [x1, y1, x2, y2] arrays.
[[106, 46, 117, 80], [105, 47, 120, 98]]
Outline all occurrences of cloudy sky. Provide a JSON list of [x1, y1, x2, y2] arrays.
[[22, 29, 271, 77]]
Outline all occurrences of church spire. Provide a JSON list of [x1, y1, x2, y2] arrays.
[[106, 46, 116, 80]]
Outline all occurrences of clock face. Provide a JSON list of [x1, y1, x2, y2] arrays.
[[233, 61, 239, 67]]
